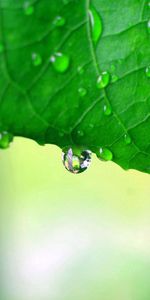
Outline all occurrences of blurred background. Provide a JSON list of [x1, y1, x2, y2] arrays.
[[1, 138, 150, 300]]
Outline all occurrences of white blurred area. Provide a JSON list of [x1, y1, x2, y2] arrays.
[[1, 138, 150, 300]]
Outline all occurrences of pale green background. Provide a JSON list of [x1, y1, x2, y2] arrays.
[[1, 138, 150, 300]]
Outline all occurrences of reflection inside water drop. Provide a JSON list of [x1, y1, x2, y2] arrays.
[[62, 148, 92, 174]]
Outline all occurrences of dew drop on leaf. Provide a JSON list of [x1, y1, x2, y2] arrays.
[[77, 65, 84, 75], [103, 103, 112, 116], [0, 131, 13, 149], [97, 147, 113, 161], [59, 131, 65, 137], [89, 123, 94, 128], [97, 71, 110, 89], [110, 64, 116, 72], [124, 133, 132, 145], [78, 87, 87, 97], [111, 74, 119, 83], [50, 52, 70, 73], [53, 16, 66, 27], [145, 65, 150, 77], [32, 53, 42, 66], [63, 0, 69, 4], [77, 130, 84, 137], [89, 5, 102, 45], [24, 2, 34, 15], [62, 148, 92, 174]]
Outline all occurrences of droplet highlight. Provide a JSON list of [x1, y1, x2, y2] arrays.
[[50, 52, 70, 73], [32, 53, 42, 66], [0, 131, 13, 149], [62, 148, 92, 174], [78, 87, 87, 97], [97, 147, 113, 161], [97, 71, 110, 89], [89, 5, 102, 45]]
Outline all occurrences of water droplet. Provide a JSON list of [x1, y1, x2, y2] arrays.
[[111, 74, 119, 83], [110, 64, 116, 72], [147, 20, 150, 33], [59, 131, 65, 137], [78, 87, 87, 97], [77, 65, 84, 75], [118, 59, 123, 65], [50, 52, 70, 73], [103, 103, 112, 116], [89, 123, 94, 128], [53, 16, 66, 27], [62, 148, 92, 174], [148, 2, 150, 7], [24, 2, 34, 15], [97, 147, 113, 161], [77, 130, 84, 137], [36, 140, 45, 146], [124, 133, 131, 145], [146, 65, 150, 77], [97, 71, 110, 89], [63, 0, 69, 4], [0, 43, 4, 53], [32, 53, 42, 66], [0, 131, 13, 149], [89, 5, 102, 45]]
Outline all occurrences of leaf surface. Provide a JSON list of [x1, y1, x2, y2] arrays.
[[0, 0, 150, 173]]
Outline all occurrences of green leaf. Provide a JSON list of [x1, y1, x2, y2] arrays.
[[0, 0, 150, 173]]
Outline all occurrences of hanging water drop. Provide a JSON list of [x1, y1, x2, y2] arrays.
[[103, 103, 112, 116], [97, 147, 113, 161], [50, 52, 70, 73], [78, 87, 87, 97], [97, 71, 110, 89], [62, 148, 92, 174], [0, 131, 13, 149], [32, 53, 42, 66], [124, 133, 131, 145], [24, 2, 34, 15], [145, 65, 150, 77], [89, 5, 102, 45], [53, 16, 66, 27]]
